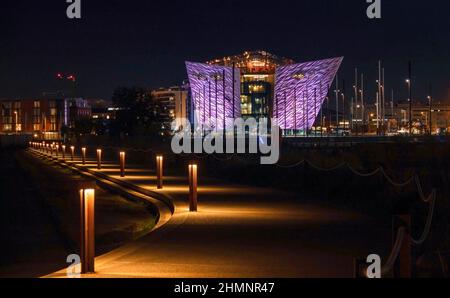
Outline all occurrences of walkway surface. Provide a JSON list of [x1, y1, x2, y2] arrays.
[[31, 149, 390, 278]]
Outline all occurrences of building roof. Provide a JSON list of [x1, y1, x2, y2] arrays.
[[206, 50, 295, 74]]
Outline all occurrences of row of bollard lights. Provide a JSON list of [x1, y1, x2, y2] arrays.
[[29, 141, 198, 275], [29, 141, 198, 211]]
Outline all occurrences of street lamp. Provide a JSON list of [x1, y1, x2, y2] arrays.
[[14, 111, 18, 133], [119, 152, 126, 177], [70, 146, 75, 161], [428, 95, 432, 135], [188, 164, 198, 212], [62, 145, 66, 161], [96, 149, 102, 170], [406, 79, 412, 135], [82, 147, 86, 165], [156, 155, 163, 189], [79, 187, 95, 274]]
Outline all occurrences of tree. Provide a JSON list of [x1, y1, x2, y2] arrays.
[[110, 86, 156, 136]]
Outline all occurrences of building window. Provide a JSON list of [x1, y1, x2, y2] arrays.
[[2, 102, 12, 131], [33, 101, 41, 130], [49, 101, 57, 131]]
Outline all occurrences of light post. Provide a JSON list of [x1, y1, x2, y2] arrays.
[[70, 146, 75, 161], [79, 186, 95, 274], [406, 79, 412, 135], [360, 73, 365, 136], [96, 149, 102, 170], [119, 152, 126, 177], [428, 84, 433, 135], [156, 155, 163, 189], [14, 111, 18, 134], [82, 147, 86, 165], [188, 164, 198, 212], [55, 144, 59, 158], [62, 145, 66, 161]]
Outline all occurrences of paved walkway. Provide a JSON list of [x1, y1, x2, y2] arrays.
[[31, 148, 390, 278]]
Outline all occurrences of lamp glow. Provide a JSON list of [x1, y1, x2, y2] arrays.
[[79, 188, 95, 274], [82, 147, 86, 165], [119, 152, 126, 177], [188, 164, 198, 212], [156, 155, 163, 189], [96, 149, 102, 170]]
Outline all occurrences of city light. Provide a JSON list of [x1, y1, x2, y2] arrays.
[[97, 149, 102, 170], [70, 146, 75, 161], [79, 188, 95, 274], [82, 147, 86, 165], [188, 164, 198, 212], [119, 152, 126, 177], [156, 155, 163, 189]]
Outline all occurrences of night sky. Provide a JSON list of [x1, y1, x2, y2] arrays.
[[1, 0, 449, 103]]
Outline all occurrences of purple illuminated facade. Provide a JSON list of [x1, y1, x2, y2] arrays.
[[274, 57, 343, 130], [186, 62, 241, 130]]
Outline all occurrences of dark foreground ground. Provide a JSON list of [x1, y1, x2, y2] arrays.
[[0, 148, 157, 278], [0, 149, 70, 277]]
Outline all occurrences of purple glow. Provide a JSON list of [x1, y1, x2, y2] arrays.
[[274, 57, 343, 130], [186, 62, 241, 130]]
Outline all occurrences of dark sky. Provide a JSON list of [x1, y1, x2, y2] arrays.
[[1, 0, 449, 103]]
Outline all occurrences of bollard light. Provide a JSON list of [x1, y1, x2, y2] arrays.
[[62, 145, 66, 161], [82, 147, 86, 165], [96, 149, 102, 170], [156, 155, 163, 189], [79, 188, 95, 274], [119, 152, 126, 177], [71, 146, 75, 161], [51, 144, 54, 157], [188, 164, 198, 212], [55, 144, 59, 158]]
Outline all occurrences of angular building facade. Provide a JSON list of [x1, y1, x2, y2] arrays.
[[186, 61, 241, 130], [274, 57, 343, 131], [186, 51, 343, 134]]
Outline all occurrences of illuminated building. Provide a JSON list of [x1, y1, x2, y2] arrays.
[[0, 97, 91, 139], [274, 57, 343, 132], [186, 62, 241, 130], [151, 86, 189, 133], [207, 50, 295, 120], [187, 50, 343, 135]]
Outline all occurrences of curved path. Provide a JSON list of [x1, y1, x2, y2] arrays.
[[29, 149, 390, 278]]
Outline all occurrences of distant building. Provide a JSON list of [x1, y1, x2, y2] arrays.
[[0, 97, 91, 140], [151, 86, 188, 133], [89, 99, 113, 120], [354, 101, 450, 134]]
